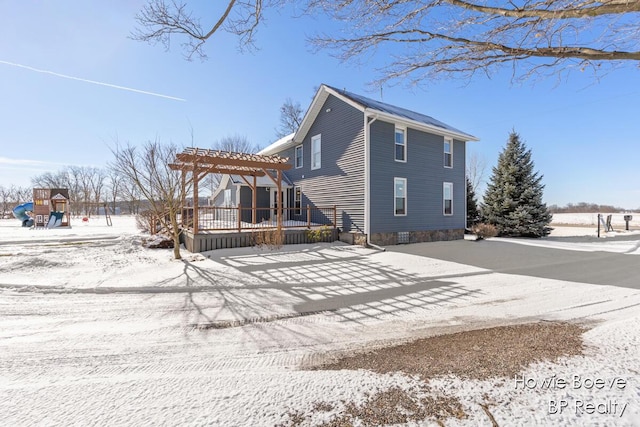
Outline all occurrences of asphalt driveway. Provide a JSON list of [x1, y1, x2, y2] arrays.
[[386, 236, 640, 289]]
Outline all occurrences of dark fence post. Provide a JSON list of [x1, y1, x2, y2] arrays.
[[307, 205, 311, 229], [333, 205, 337, 229], [238, 203, 242, 232]]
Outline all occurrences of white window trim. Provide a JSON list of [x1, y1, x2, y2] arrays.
[[294, 144, 303, 169], [444, 137, 453, 168], [443, 182, 453, 216], [394, 126, 407, 163], [311, 134, 321, 170], [394, 177, 407, 217]]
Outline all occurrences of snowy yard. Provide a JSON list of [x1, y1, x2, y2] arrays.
[[1, 215, 639, 426]]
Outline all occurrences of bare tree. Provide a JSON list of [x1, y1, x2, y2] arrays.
[[106, 170, 123, 215], [110, 140, 188, 259], [120, 176, 144, 215], [202, 134, 258, 199], [31, 170, 70, 189], [134, 0, 640, 82], [466, 151, 487, 194], [275, 98, 303, 138], [16, 187, 32, 206], [0, 186, 14, 217]]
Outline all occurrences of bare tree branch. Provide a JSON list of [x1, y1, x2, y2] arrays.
[[275, 98, 304, 138], [133, 0, 274, 59], [133, 0, 640, 82]]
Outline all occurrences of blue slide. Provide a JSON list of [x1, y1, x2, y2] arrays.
[[12, 202, 35, 227]]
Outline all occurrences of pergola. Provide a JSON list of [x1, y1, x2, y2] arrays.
[[169, 147, 292, 234]]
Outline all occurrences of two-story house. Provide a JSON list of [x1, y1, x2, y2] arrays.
[[213, 84, 478, 245]]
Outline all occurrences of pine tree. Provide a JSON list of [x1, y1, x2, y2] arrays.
[[482, 131, 552, 237], [466, 176, 480, 227]]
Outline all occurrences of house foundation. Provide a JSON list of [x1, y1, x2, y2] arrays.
[[370, 229, 464, 246]]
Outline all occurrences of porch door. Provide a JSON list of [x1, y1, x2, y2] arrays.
[[269, 188, 287, 221]]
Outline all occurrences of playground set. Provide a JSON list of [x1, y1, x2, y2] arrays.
[[12, 188, 115, 228], [12, 188, 71, 228]]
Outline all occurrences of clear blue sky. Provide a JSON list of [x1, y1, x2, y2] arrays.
[[1, 1, 639, 208]]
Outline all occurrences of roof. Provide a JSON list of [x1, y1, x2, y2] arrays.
[[326, 85, 476, 140], [257, 133, 294, 156], [259, 84, 477, 155]]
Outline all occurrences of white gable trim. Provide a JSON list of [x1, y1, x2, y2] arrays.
[[293, 85, 365, 145], [210, 174, 232, 201]]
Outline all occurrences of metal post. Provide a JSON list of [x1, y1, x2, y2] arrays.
[[597, 213, 601, 238], [307, 204, 311, 229]]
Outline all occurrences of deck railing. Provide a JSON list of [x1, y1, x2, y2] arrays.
[[181, 205, 337, 232]]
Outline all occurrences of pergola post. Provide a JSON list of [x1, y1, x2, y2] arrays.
[[252, 174, 257, 224], [276, 169, 283, 231], [168, 147, 292, 235], [192, 157, 199, 235], [180, 170, 186, 227]]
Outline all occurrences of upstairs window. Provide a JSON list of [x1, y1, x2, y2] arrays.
[[395, 127, 406, 162], [394, 177, 407, 216], [443, 182, 453, 215], [295, 145, 303, 169], [444, 138, 453, 168], [311, 134, 321, 170]]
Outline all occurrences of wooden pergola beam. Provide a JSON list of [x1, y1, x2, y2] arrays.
[[171, 147, 292, 234], [175, 153, 291, 171], [169, 164, 268, 176]]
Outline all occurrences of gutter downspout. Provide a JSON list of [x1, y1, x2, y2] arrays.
[[364, 110, 378, 246]]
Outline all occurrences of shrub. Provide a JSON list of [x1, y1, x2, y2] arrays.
[[136, 210, 157, 233], [251, 229, 284, 249], [472, 223, 498, 240], [306, 225, 333, 243]]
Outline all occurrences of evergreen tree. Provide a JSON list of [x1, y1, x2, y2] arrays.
[[466, 176, 480, 227], [482, 131, 552, 237]]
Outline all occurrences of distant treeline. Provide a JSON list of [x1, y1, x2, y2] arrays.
[[549, 202, 628, 213]]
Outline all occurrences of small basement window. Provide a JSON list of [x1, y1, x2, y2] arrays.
[[397, 231, 409, 244]]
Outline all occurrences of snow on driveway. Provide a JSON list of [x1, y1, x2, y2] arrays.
[[0, 217, 639, 426]]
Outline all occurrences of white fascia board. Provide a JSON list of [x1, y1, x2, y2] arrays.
[[293, 84, 367, 144], [367, 109, 479, 142], [293, 87, 329, 144]]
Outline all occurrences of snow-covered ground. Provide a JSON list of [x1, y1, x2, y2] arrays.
[[1, 214, 639, 426]]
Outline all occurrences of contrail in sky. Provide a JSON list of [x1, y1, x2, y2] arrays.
[[0, 60, 186, 102]]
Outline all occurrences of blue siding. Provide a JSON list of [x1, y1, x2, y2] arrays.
[[272, 94, 365, 232], [369, 120, 466, 233]]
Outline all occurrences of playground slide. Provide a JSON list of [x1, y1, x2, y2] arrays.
[[47, 212, 64, 228], [12, 202, 35, 227]]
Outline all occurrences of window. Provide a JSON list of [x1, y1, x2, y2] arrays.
[[295, 145, 303, 169], [395, 127, 406, 162], [444, 138, 453, 168], [294, 186, 302, 215], [223, 189, 232, 207], [394, 178, 407, 216], [311, 134, 321, 170], [443, 182, 453, 215]]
